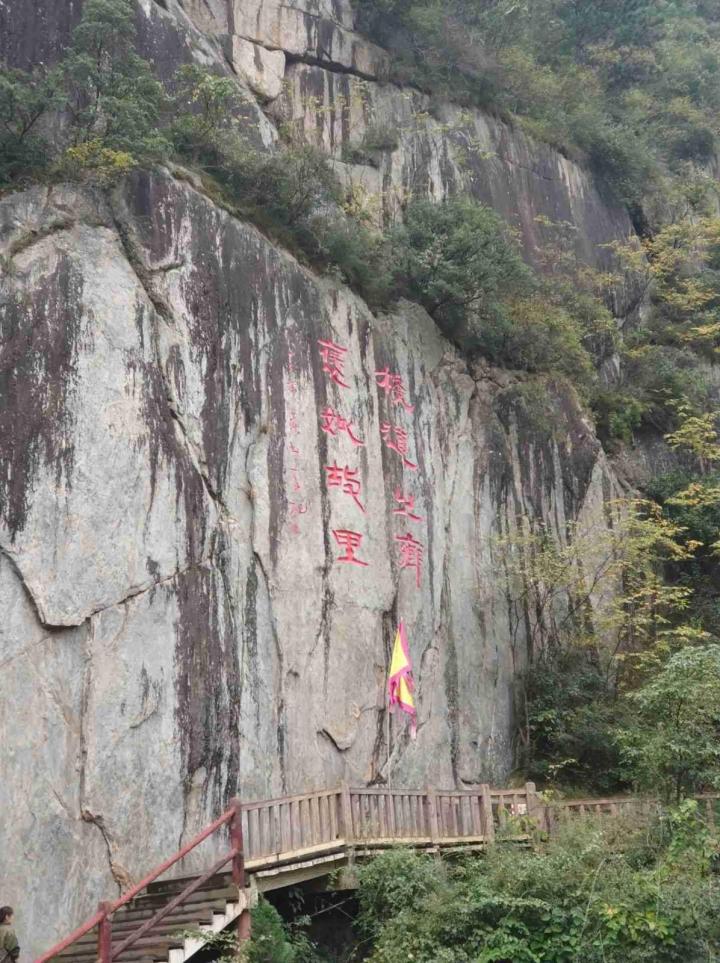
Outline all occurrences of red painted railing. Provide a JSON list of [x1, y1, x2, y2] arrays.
[[35, 797, 248, 963]]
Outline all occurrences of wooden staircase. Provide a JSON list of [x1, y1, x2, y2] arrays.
[[52, 874, 242, 963], [47, 782, 709, 963]]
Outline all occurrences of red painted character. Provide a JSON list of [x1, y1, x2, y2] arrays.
[[320, 407, 365, 447], [393, 489, 423, 522], [325, 462, 366, 513], [375, 368, 414, 413], [333, 529, 369, 566], [381, 422, 417, 470], [395, 532, 423, 587], [318, 338, 350, 388]]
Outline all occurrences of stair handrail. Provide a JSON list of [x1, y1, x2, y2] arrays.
[[35, 798, 245, 963]]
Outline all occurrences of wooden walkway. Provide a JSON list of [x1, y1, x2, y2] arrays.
[[37, 785, 720, 963], [240, 783, 535, 869]]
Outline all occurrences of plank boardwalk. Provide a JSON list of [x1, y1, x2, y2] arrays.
[[37, 786, 720, 963]]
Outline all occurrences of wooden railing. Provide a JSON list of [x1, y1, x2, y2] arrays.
[[41, 783, 717, 963], [37, 799, 249, 963], [541, 792, 720, 833], [238, 782, 539, 863], [237, 786, 720, 860]]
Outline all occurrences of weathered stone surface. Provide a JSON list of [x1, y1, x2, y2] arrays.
[[275, 64, 641, 316], [231, 35, 286, 100], [176, 0, 230, 36], [230, 0, 389, 78], [0, 186, 216, 627], [0, 3, 647, 958], [2, 168, 625, 957], [0, 555, 109, 953]]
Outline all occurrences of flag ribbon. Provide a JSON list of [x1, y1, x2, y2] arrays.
[[387, 620, 417, 738]]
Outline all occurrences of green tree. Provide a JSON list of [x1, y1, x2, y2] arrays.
[[170, 64, 248, 164], [60, 0, 169, 166], [0, 66, 61, 185], [389, 196, 532, 343], [619, 646, 720, 801]]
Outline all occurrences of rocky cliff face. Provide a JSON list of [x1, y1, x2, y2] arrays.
[[1, 0, 634, 955]]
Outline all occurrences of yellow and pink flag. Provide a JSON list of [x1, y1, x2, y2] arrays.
[[387, 620, 417, 738]]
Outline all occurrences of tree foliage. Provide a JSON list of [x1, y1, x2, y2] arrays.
[[619, 646, 720, 801], [388, 197, 532, 338], [358, 0, 720, 207], [356, 811, 720, 962]]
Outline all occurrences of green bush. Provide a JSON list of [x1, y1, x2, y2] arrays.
[[596, 344, 712, 438], [246, 897, 319, 963], [179, 897, 321, 963], [388, 196, 532, 341], [357, 847, 446, 942], [0, 66, 59, 186], [591, 389, 647, 446], [358, 811, 720, 963], [618, 646, 720, 801], [312, 216, 392, 307], [521, 648, 626, 794], [170, 64, 248, 164]]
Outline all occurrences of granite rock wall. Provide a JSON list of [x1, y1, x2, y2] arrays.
[[0, 1, 636, 955]]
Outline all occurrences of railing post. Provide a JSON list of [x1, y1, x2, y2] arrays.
[[426, 787, 440, 844], [96, 901, 112, 963], [340, 782, 353, 843], [480, 784, 495, 843], [229, 797, 245, 888], [525, 781, 539, 827], [229, 797, 251, 947]]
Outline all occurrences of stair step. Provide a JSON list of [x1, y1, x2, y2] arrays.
[[114, 938, 184, 961], [112, 902, 230, 929], [60, 890, 238, 956], [55, 910, 226, 956], [147, 873, 232, 897], [52, 873, 239, 963], [125, 887, 236, 913]]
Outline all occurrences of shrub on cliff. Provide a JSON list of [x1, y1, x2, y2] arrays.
[[59, 0, 169, 168], [0, 66, 60, 186], [358, 811, 720, 962], [389, 196, 532, 339], [0, 0, 168, 187], [181, 897, 321, 963], [388, 197, 596, 381]]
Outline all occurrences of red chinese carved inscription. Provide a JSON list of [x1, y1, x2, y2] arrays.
[[333, 529, 369, 567], [393, 489, 423, 521], [395, 532, 423, 587], [325, 463, 366, 513], [376, 368, 414, 413], [318, 339, 350, 388], [381, 422, 417, 470], [320, 407, 365, 447]]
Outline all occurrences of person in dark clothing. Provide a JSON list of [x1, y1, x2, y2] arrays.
[[0, 907, 19, 963]]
